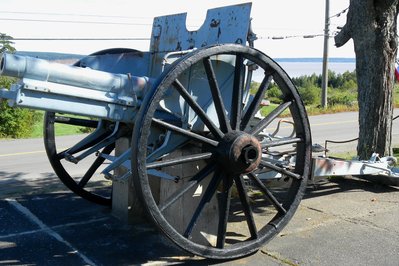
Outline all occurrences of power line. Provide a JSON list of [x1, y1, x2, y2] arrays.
[[12, 37, 150, 41], [9, 32, 328, 42], [11, 35, 326, 42], [257, 34, 324, 40], [0, 10, 152, 20], [0, 17, 152, 26], [329, 7, 348, 19]]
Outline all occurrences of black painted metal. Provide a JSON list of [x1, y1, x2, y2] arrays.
[[131, 44, 312, 259], [54, 116, 99, 128]]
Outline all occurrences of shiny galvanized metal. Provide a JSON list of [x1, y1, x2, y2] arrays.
[[0, 3, 252, 125], [0, 52, 150, 122]]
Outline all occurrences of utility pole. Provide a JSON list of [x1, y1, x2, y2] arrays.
[[321, 0, 330, 108]]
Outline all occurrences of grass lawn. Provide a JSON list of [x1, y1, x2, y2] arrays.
[[13, 84, 399, 139], [259, 102, 359, 118], [30, 112, 88, 138]]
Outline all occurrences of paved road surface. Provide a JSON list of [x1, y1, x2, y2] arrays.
[[1, 110, 399, 197], [0, 135, 102, 198], [310, 110, 399, 154], [0, 111, 398, 265], [0, 165, 398, 265]]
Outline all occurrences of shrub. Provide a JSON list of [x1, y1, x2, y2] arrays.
[[265, 84, 283, 104], [0, 77, 41, 138], [298, 85, 321, 105], [328, 88, 357, 106], [339, 80, 357, 91], [250, 81, 260, 95]]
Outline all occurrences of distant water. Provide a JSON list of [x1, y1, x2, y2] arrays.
[[278, 62, 356, 78], [253, 58, 356, 81], [17, 52, 356, 81]]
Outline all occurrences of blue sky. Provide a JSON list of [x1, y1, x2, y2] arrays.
[[0, 0, 354, 58]]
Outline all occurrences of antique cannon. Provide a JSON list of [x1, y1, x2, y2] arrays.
[[0, 3, 311, 259]]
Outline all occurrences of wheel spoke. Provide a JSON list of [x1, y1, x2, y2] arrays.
[[203, 58, 231, 133], [240, 74, 273, 130], [259, 160, 301, 180], [216, 173, 233, 248], [234, 176, 258, 239], [158, 164, 216, 212], [78, 144, 115, 188], [231, 55, 244, 130], [152, 118, 219, 147], [262, 137, 302, 148], [249, 101, 293, 136], [130, 44, 313, 258], [183, 169, 223, 238], [173, 80, 224, 140], [146, 152, 213, 169], [248, 173, 287, 214]]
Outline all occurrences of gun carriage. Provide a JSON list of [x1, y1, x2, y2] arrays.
[[5, 2, 378, 259]]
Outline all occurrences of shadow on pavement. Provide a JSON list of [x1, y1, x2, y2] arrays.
[[2, 173, 398, 265], [305, 176, 399, 200], [1, 190, 250, 265], [1, 191, 195, 265]]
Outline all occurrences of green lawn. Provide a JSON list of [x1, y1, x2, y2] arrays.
[[30, 112, 88, 138], [19, 84, 399, 139]]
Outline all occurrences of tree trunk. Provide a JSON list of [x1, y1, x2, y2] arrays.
[[335, 0, 399, 159]]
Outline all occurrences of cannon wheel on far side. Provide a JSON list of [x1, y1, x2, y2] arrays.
[[132, 44, 312, 259], [43, 48, 138, 206]]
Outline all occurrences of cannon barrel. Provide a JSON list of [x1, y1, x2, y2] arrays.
[[0, 53, 152, 122], [0, 53, 149, 96]]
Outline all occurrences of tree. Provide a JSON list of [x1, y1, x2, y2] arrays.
[[0, 33, 39, 138], [0, 33, 16, 53], [335, 0, 399, 159]]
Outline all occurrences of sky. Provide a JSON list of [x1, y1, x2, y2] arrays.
[[0, 0, 354, 58]]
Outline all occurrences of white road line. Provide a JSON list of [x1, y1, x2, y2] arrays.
[[5, 198, 97, 266], [0, 217, 109, 240], [0, 150, 46, 157], [0, 228, 46, 240]]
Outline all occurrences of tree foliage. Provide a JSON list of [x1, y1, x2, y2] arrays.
[[251, 70, 358, 106], [0, 77, 41, 138], [0, 33, 16, 53], [0, 34, 40, 138]]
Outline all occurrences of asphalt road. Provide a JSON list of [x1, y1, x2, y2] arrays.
[[0, 110, 399, 197], [1, 178, 397, 266], [0, 111, 398, 265], [310, 110, 399, 154]]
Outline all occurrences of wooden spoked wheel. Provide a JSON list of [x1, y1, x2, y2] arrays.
[[132, 44, 312, 259]]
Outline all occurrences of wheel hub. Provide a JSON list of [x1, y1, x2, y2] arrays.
[[218, 131, 262, 174]]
